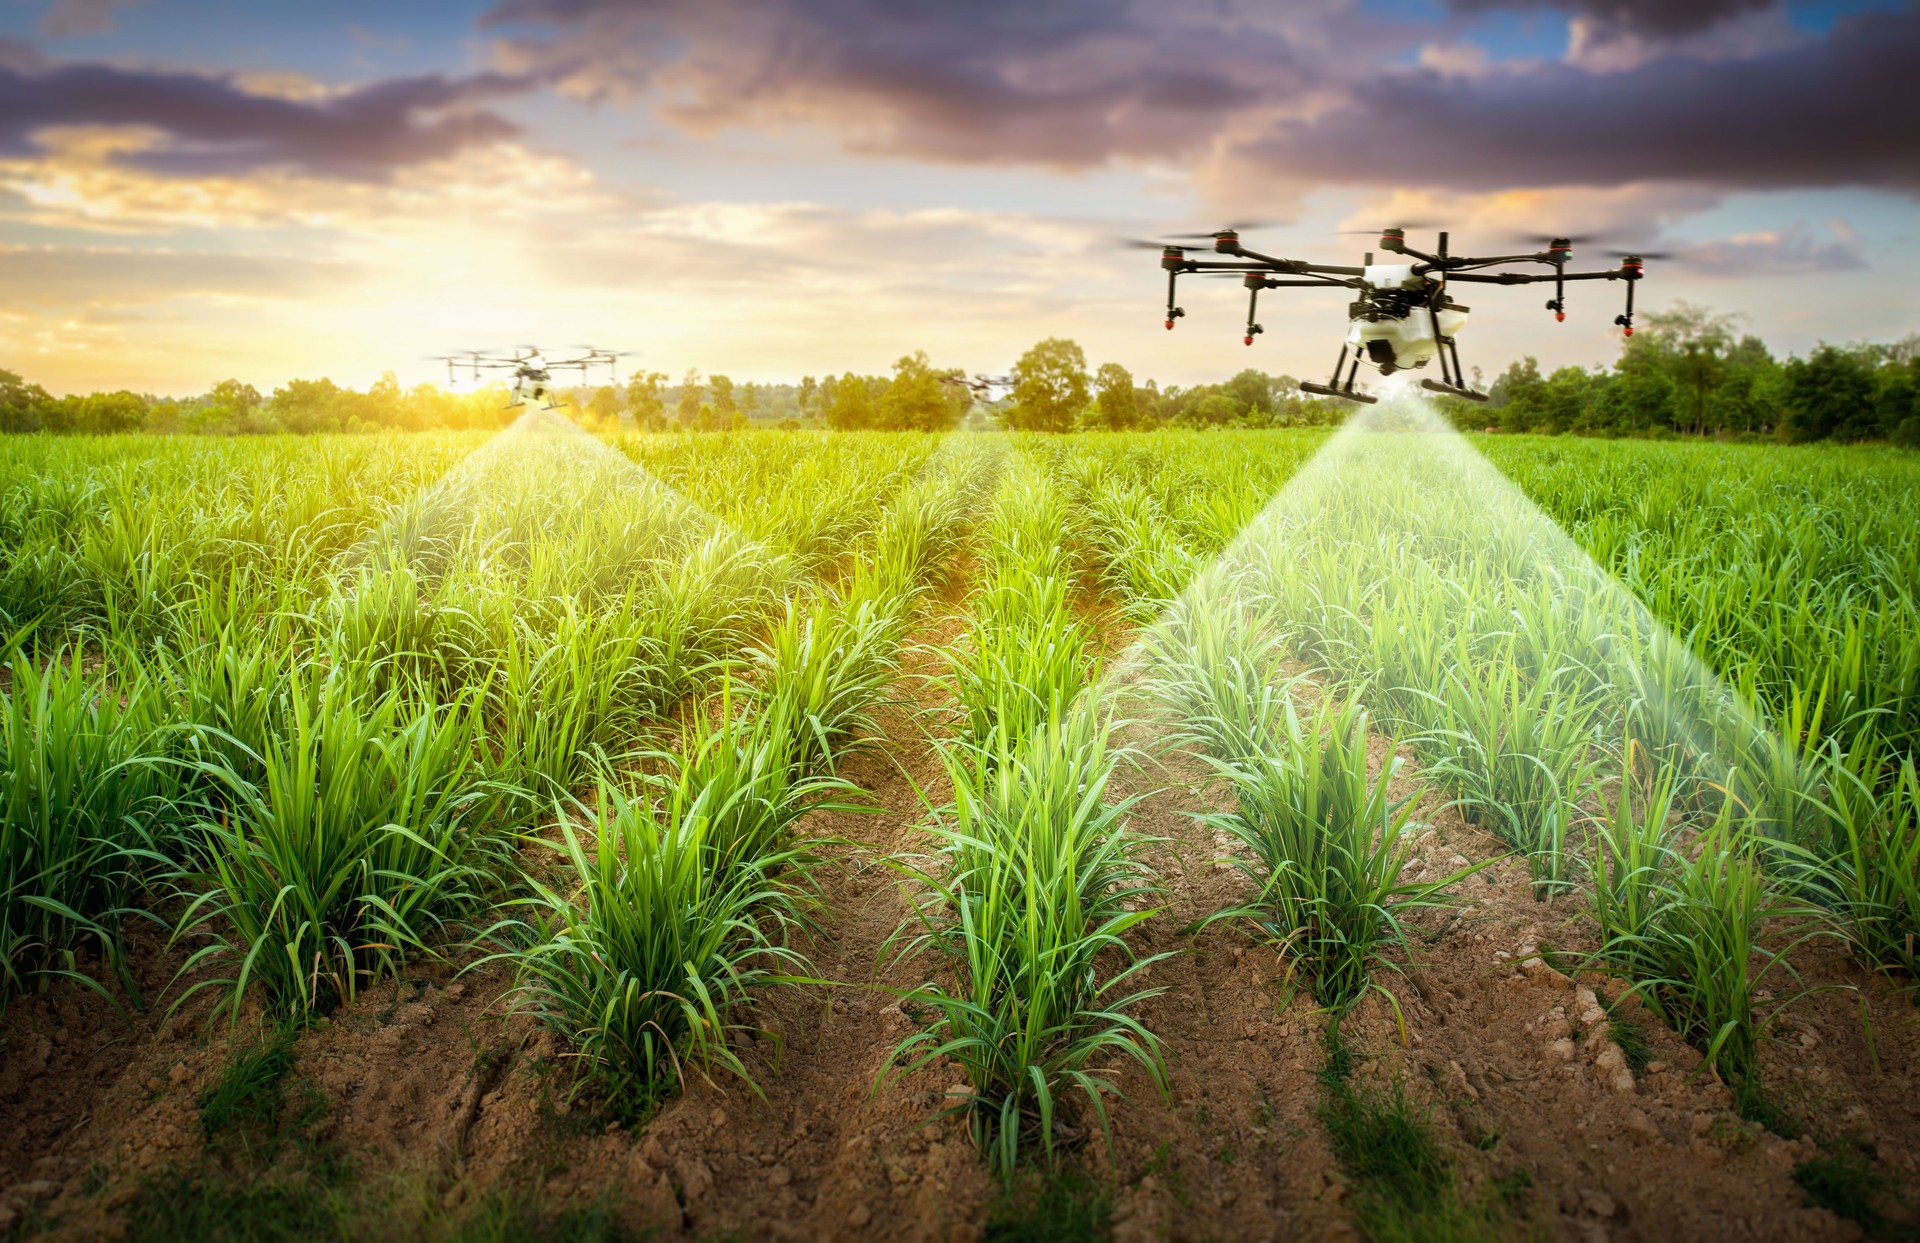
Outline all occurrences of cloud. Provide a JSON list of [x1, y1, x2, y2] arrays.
[[1676, 220, 1867, 275], [1445, 0, 1775, 38], [1329, 183, 1728, 251], [483, 0, 1341, 167], [0, 55, 532, 180], [0, 242, 349, 308], [1224, 5, 1920, 196], [0, 130, 633, 244], [480, 0, 1913, 205], [39, 0, 140, 39]]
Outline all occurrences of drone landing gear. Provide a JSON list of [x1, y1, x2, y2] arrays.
[[1419, 378, 1489, 403], [1422, 301, 1488, 401], [1300, 343, 1378, 404]]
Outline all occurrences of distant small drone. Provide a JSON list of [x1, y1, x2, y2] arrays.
[[1133, 226, 1653, 403], [939, 373, 1015, 403], [432, 346, 626, 408]]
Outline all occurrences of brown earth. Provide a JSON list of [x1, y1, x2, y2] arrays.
[[2, 614, 1916, 1241]]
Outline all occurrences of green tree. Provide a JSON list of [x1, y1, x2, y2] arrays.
[[270, 378, 346, 434], [1089, 362, 1142, 430], [825, 372, 886, 430], [709, 375, 737, 422], [1705, 336, 1781, 436], [40, 389, 149, 434], [1596, 340, 1677, 436], [676, 369, 704, 430], [587, 384, 622, 426], [0, 369, 51, 432], [880, 351, 964, 431], [1642, 303, 1739, 435], [1489, 357, 1547, 432], [798, 375, 818, 415], [1222, 369, 1277, 419], [1781, 345, 1873, 443], [1006, 337, 1089, 433], [190, 379, 265, 434], [1875, 355, 1919, 445], [626, 371, 668, 431], [1192, 393, 1239, 425]]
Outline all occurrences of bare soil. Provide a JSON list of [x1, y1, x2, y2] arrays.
[[3, 621, 1916, 1241]]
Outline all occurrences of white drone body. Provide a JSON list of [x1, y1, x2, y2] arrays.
[[1345, 264, 1469, 374]]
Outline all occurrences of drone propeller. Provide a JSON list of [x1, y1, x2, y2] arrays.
[[1163, 219, 1278, 239], [1510, 232, 1600, 247], [1336, 220, 1439, 235], [1117, 237, 1198, 251], [1503, 235, 1681, 262]]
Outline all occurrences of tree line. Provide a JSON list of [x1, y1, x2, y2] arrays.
[[4, 304, 1915, 444], [1468, 304, 1920, 445]]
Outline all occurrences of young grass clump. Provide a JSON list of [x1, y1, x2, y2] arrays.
[[1199, 699, 1470, 1013], [745, 591, 904, 775], [172, 671, 515, 1023], [885, 703, 1170, 1177], [941, 569, 1097, 752], [1415, 660, 1602, 894], [650, 687, 863, 871], [493, 763, 821, 1122], [1591, 795, 1832, 1088], [1141, 589, 1295, 767], [1797, 746, 1920, 978], [2, 647, 172, 1009]]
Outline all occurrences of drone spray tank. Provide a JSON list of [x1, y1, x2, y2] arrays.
[[1344, 264, 1468, 377]]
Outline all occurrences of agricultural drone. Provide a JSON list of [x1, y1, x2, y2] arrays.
[[1134, 226, 1652, 403], [431, 346, 626, 408], [939, 373, 1015, 404]]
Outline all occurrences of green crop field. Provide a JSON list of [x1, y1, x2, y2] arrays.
[[2, 419, 1917, 1239]]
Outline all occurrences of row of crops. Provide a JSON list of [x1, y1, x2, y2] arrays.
[[1033, 416, 1919, 1107], [2, 419, 1917, 1187]]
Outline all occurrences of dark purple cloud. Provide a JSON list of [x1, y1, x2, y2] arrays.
[[1234, 4, 1920, 193], [0, 57, 531, 179], [1446, 0, 1776, 38], [480, 0, 1916, 199], [483, 0, 1321, 166]]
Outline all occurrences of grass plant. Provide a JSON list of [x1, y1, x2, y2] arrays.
[[492, 765, 821, 1122], [171, 671, 515, 1023], [884, 701, 1170, 1177], [1197, 698, 1472, 1012], [2, 647, 172, 1008]]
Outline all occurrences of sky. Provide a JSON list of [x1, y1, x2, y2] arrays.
[[1, 0, 1915, 396]]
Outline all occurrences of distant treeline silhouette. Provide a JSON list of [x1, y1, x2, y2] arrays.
[[5, 304, 1915, 444]]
